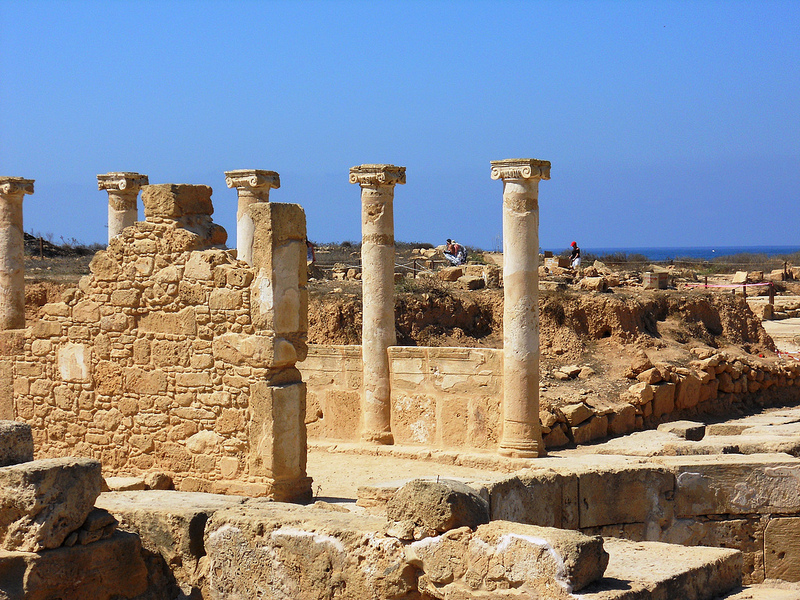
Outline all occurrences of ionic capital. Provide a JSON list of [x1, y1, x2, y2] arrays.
[[225, 169, 280, 191], [97, 172, 149, 193], [349, 164, 406, 187], [0, 177, 34, 196], [490, 159, 551, 181]]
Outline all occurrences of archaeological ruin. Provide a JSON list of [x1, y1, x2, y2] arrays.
[[1, 162, 800, 598]]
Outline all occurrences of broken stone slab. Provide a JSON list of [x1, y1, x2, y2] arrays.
[[205, 500, 415, 600], [657, 420, 706, 441], [578, 537, 742, 600], [408, 520, 608, 597], [386, 479, 489, 536], [95, 490, 247, 596], [103, 476, 146, 491], [651, 454, 800, 518], [0, 457, 102, 552], [0, 531, 149, 600], [486, 468, 579, 529], [0, 421, 33, 467]]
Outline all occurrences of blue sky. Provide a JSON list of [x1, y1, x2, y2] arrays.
[[2, 0, 799, 252]]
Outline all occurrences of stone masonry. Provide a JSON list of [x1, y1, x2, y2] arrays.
[[0, 182, 312, 502]]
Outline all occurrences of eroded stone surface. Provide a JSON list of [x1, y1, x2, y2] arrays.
[[0, 457, 101, 552], [0, 420, 33, 467]]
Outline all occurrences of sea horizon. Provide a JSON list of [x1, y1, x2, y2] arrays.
[[542, 245, 800, 262]]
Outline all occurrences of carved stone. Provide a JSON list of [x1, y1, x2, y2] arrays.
[[350, 164, 405, 444], [97, 172, 148, 242], [225, 169, 280, 265], [0, 177, 33, 331], [491, 158, 551, 458]]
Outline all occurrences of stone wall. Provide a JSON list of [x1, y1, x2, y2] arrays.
[[0, 184, 311, 501], [302, 345, 502, 448], [303, 345, 800, 450]]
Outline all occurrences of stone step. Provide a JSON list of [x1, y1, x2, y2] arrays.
[[718, 582, 800, 599], [580, 537, 742, 600]]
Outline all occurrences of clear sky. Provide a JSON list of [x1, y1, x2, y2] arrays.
[[2, 0, 799, 252]]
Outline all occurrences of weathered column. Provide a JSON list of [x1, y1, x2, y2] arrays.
[[0, 177, 34, 331], [97, 172, 149, 243], [350, 164, 405, 444], [225, 169, 280, 265], [491, 158, 550, 458]]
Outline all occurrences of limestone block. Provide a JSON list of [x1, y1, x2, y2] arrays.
[[544, 424, 571, 448], [455, 520, 608, 594], [0, 362, 11, 421], [579, 276, 608, 292], [732, 271, 748, 284], [675, 372, 703, 409], [765, 517, 800, 582], [57, 342, 92, 383], [651, 382, 676, 418], [487, 470, 578, 529], [563, 402, 594, 426], [657, 420, 706, 441], [0, 531, 148, 600], [123, 367, 167, 394], [72, 300, 100, 323], [142, 183, 213, 218], [573, 465, 674, 529], [607, 405, 637, 436], [213, 332, 301, 368], [97, 490, 246, 595], [30, 320, 61, 338], [387, 479, 489, 534], [626, 381, 654, 405], [137, 307, 197, 336], [457, 274, 485, 290], [209, 288, 243, 310], [0, 421, 33, 467], [205, 501, 413, 600], [104, 477, 146, 491], [88, 251, 121, 281], [99, 313, 129, 332], [437, 266, 464, 281], [653, 454, 800, 517], [110, 289, 140, 307], [572, 415, 609, 445], [391, 393, 436, 445], [0, 457, 102, 552], [150, 339, 191, 368], [248, 381, 311, 502]]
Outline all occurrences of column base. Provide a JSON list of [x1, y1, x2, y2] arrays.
[[498, 440, 545, 459], [362, 431, 394, 445]]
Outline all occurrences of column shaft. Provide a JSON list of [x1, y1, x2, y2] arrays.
[[500, 179, 542, 457], [0, 178, 33, 331], [107, 190, 138, 242], [224, 170, 280, 266], [360, 185, 396, 443]]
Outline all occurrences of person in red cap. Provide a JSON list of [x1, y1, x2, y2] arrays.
[[569, 241, 581, 269]]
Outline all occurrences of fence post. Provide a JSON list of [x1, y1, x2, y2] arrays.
[[705, 275, 708, 289], [769, 283, 775, 305]]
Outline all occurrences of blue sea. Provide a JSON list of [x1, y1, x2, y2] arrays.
[[544, 246, 800, 262]]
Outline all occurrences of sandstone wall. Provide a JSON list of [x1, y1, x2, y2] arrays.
[[0, 184, 310, 500], [302, 345, 502, 449], [303, 345, 800, 450]]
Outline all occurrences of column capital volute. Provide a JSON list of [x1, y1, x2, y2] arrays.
[[0, 177, 34, 196], [224, 169, 281, 191], [349, 164, 406, 187], [490, 159, 551, 181], [97, 172, 149, 193]]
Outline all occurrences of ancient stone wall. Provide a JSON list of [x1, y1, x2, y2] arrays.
[[0, 184, 311, 501], [303, 344, 800, 450]]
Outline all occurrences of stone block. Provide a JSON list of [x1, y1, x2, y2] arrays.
[[96, 490, 246, 594], [0, 531, 148, 600], [579, 276, 608, 292], [0, 421, 33, 467], [0, 457, 102, 552], [657, 420, 706, 441], [572, 415, 608, 445], [653, 454, 800, 517], [563, 402, 594, 426], [488, 470, 579, 529], [457, 274, 484, 290], [607, 405, 637, 436], [248, 381, 311, 502], [675, 372, 703, 409], [387, 479, 489, 534], [438, 266, 464, 281], [765, 517, 800, 582], [651, 382, 676, 418], [142, 183, 213, 218], [213, 332, 300, 368], [137, 306, 197, 336]]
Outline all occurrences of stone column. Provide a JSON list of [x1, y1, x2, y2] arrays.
[[491, 158, 550, 458], [97, 172, 149, 243], [0, 177, 34, 331], [225, 169, 280, 265], [349, 164, 406, 444]]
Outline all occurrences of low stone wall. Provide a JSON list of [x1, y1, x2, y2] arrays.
[[302, 345, 502, 449], [303, 345, 800, 450]]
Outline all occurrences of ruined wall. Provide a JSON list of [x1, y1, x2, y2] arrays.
[[0, 184, 311, 501], [302, 345, 502, 448], [302, 344, 800, 450]]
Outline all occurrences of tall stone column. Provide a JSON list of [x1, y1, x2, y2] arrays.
[[225, 169, 280, 265], [350, 164, 406, 444], [0, 177, 34, 331], [491, 158, 551, 458], [97, 172, 149, 243]]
